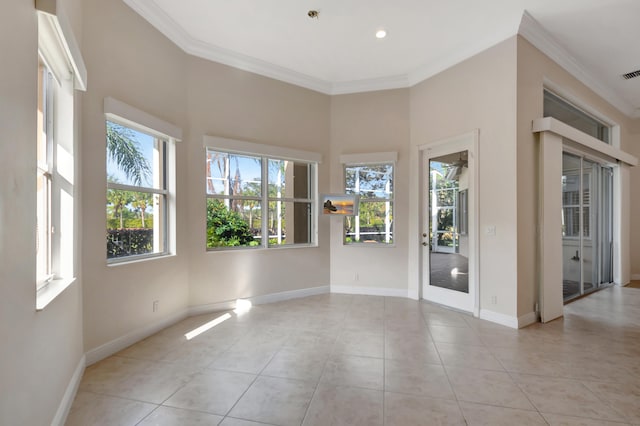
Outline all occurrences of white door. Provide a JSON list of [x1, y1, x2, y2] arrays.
[[421, 132, 478, 315]]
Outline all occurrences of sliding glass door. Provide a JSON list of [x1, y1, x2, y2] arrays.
[[561, 152, 613, 301]]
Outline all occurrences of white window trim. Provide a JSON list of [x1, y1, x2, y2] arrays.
[[36, 1, 86, 311], [341, 154, 397, 247], [533, 118, 637, 166], [340, 151, 397, 165], [105, 98, 181, 264], [203, 135, 322, 163], [543, 80, 620, 148], [204, 136, 321, 250], [36, 0, 86, 90], [104, 97, 182, 141]]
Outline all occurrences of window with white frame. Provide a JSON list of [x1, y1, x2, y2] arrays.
[[35, 3, 86, 309], [36, 60, 55, 288], [205, 137, 318, 250], [544, 90, 611, 144], [105, 98, 180, 262], [343, 163, 394, 245]]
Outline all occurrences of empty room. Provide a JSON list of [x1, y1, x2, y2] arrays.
[[2, 0, 640, 425]]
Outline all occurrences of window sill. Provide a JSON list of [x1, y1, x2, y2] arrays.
[[344, 242, 396, 248], [206, 243, 319, 253], [36, 277, 76, 311], [107, 253, 175, 267]]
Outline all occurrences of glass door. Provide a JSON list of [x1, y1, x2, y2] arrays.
[[422, 140, 476, 314], [429, 152, 467, 292], [561, 152, 613, 301]]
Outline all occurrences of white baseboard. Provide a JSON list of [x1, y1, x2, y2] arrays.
[[331, 285, 408, 298], [188, 286, 330, 316], [249, 285, 329, 305], [518, 311, 539, 328], [52, 354, 85, 426], [188, 300, 237, 317], [631, 274, 640, 281], [85, 308, 189, 366], [479, 309, 519, 329]]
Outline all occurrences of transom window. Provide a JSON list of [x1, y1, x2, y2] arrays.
[[344, 163, 394, 244], [544, 90, 610, 144], [206, 148, 316, 249]]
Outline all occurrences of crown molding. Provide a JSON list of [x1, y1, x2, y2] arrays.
[[123, 0, 412, 95], [519, 11, 639, 119], [186, 38, 333, 94], [330, 74, 411, 95], [123, 1, 640, 117]]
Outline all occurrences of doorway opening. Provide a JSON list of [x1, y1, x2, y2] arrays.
[[561, 151, 614, 301]]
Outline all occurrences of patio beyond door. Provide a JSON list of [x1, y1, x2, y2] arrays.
[[562, 152, 614, 301]]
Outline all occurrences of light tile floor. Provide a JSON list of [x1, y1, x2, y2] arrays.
[[66, 286, 640, 425]]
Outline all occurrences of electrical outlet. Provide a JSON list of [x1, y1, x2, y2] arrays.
[[153, 300, 159, 312], [491, 295, 497, 304], [354, 272, 359, 281]]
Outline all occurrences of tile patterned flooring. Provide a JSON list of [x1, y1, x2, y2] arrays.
[[66, 286, 640, 425]]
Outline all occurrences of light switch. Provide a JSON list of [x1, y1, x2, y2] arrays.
[[486, 225, 496, 236]]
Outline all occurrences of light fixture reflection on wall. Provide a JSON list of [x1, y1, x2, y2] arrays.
[[376, 29, 387, 39]]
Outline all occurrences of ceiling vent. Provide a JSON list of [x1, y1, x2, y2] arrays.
[[622, 69, 640, 80]]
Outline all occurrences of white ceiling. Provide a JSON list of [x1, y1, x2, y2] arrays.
[[124, 0, 640, 118]]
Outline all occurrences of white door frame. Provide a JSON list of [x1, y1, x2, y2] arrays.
[[534, 117, 636, 322], [419, 130, 479, 316]]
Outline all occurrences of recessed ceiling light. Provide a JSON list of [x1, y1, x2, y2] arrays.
[[376, 29, 387, 39]]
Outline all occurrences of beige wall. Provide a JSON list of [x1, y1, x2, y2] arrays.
[[410, 37, 519, 318], [81, 0, 190, 351], [185, 56, 331, 306], [516, 36, 639, 315], [4, 4, 639, 422], [81, 0, 331, 354], [628, 119, 640, 279], [329, 90, 410, 293], [0, 0, 85, 424]]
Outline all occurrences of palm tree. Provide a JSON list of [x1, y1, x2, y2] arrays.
[[106, 121, 151, 186], [131, 192, 152, 228], [107, 188, 133, 229]]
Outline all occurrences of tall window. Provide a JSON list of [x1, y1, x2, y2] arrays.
[[206, 148, 316, 249], [544, 90, 611, 144], [344, 163, 394, 244], [36, 60, 54, 288], [106, 121, 169, 261], [35, 2, 86, 309]]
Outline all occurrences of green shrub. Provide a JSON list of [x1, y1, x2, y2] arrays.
[[206, 199, 256, 248]]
